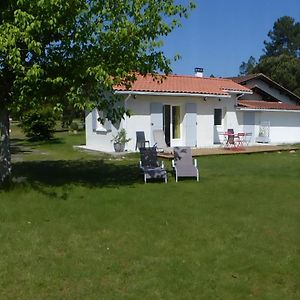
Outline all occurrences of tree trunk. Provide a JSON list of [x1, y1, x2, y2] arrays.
[[0, 109, 11, 187]]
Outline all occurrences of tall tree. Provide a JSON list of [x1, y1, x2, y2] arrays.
[[0, 0, 195, 185], [253, 54, 300, 96], [238, 16, 300, 96], [263, 16, 300, 58], [239, 56, 257, 76]]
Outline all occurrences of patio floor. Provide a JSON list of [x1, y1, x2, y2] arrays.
[[158, 144, 299, 158]]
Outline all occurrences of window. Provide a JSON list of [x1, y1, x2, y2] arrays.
[[214, 109, 222, 126]]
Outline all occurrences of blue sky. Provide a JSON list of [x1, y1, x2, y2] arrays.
[[162, 0, 300, 77]]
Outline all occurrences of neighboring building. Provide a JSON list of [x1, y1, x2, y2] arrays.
[[85, 71, 300, 152], [230, 73, 300, 144]]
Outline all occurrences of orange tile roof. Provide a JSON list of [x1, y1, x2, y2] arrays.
[[238, 100, 300, 111], [115, 74, 252, 96]]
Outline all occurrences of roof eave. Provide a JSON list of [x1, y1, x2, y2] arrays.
[[222, 89, 253, 95], [237, 107, 300, 113], [115, 90, 231, 98]]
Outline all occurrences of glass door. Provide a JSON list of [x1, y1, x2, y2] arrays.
[[163, 105, 181, 146]]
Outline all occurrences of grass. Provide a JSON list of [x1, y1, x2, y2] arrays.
[[1, 125, 300, 299]]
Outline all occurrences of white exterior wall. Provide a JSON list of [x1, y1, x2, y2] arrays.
[[125, 95, 191, 150], [85, 110, 125, 152], [236, 109, 300, 145], [85, 94, 300, 152], [196, 96, 240, 147], [125, 97, 152, 151], [85, 94, 245, 152], [257, 111, 300, 144]]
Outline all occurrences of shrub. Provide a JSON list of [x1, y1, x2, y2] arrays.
[[20, 107, 57, 140], [111, 128, 131, 144], [70, 121, 79, 131]]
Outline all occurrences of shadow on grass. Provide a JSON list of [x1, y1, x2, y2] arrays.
[[10, 137, 65, 155], [12, 159, 141, 188], [10, 145, 32, 154]]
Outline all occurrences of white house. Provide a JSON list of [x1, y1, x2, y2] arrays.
[[230, 73, 300, 144], [85, 70, 300, 152]]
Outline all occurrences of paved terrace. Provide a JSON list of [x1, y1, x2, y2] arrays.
[[158, 145, 300, 159]]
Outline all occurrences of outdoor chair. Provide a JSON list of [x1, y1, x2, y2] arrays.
[[152, 129, 173, 153], [139, 147, 167, 183], [226, 128, 235, 147], [236, 132, 247, 148], [244, 132, 252, 146], [135, 131, 150, 151], [172, 147, 199, 182]]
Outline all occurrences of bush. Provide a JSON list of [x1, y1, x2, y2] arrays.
[[70, 121, 79, 131], [111, 128, 131, 144], [20, 107, 57, 140]]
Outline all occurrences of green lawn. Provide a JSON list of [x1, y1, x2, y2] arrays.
[[1, 127, 300, 299]]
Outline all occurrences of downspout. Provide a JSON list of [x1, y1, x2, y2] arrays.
[[236, 93, 245, 108]]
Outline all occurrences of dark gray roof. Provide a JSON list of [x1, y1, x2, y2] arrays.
[[227, 73, 300, 103]]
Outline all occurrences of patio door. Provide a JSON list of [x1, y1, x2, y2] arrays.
[[163, 104, 181, 146], [214, 108, 223, 144]]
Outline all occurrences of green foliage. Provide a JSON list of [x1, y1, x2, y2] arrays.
[[0, 0, 195, 184], [239, 56, 257, 76], [263, 16, 300, 58], [239, 16, 300, 96], [253, 54, 300, 96], [0, 0, 195, 121], [111, 128, 131, 144], [69, 120, 79, 131], [61, 105, 81, 128], [20, 107, 58, 140]]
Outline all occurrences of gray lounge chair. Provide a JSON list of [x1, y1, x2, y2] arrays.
[[152, 129, 173, 153], [139, 147, 167, 183], [172, 147, 199, 182], [135, 131, 150, 151]]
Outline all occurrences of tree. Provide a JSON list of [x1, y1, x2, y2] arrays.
[[239, 56, 257, 75], [238, 16, 300, 96], [252, 54, 300, 96], [263, 16, 300, 58], [0, 112, 11, 186], [0, 0, 195, 185], [20, 106, 58, 140]]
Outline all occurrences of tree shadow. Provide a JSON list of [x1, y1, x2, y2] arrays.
[[10, 137, 65, 155], [10, 137, 64, 145], [12, 159, 141, 188], [10, 145, 32, 155]]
